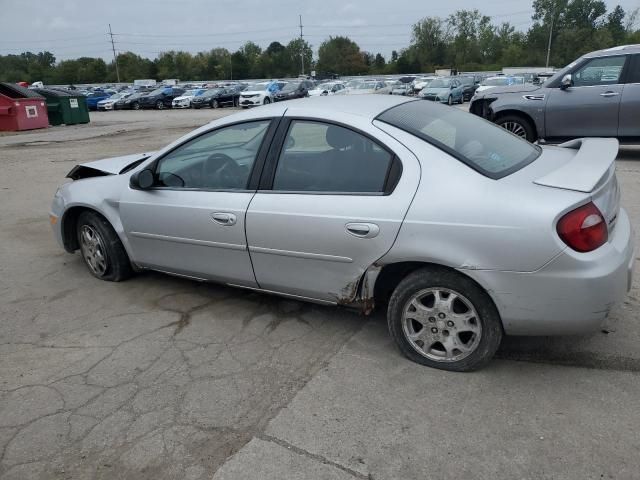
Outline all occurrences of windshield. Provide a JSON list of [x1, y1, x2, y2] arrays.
[[204, 88, 222, 97], [357, 81, 377, 89], [377, 101, 540, 179], [512, 77, 525, 84], [345, 80, 362, 88], [315, 83, 333, 90], [280, 83, 299, 92], [245, 83, 269, 91], [428, 79, 451, 88], [482, 78, 509, 86], [458, 77, 474, 85]]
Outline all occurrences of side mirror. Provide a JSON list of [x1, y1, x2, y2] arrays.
[[560, 74, 572, 90], [130, 168, 155, 190]]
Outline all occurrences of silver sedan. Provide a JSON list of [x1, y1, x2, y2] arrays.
[[50, 96, 635, 371]]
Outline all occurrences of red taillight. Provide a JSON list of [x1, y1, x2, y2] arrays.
[[557, 202, 608, 252]]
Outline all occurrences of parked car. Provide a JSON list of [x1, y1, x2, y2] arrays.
[[474, 76, 525, 94], [412, 76, 438, 94], [391, 81, 413, 96], [470, 44, 640, 142], [192, 86, 244, 109], [238, 81, 286, 107], [419, 77, 464, 104], [115, 91, 148, 110], [97, 92, 133, 111], [340, 80, 386, 95], [49, 96, 634, 372], [458, 75, 481, 101], [138, 86, 186, 110], [308, 82, 345, 96], [171, 89, 206, 109], [84, 91, 113, 111], [274, 80, 314, 102]]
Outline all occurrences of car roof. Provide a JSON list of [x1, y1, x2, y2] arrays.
[[257, 95, 415, 120], [586, 44, 640, 57]]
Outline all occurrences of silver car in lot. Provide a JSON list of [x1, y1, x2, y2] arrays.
[[50, 96, 634, 371], [470, 44, 640, 142]]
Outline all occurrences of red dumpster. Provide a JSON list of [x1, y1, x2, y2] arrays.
[[0, 82, 49, 131]]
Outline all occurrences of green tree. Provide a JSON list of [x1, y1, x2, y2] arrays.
[[285, 38, 313, 76], [316, 36, 368, 75]]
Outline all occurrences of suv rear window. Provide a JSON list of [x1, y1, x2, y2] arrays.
[[376, 100, 541, 179]]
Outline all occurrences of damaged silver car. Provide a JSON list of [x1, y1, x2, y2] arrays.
[[50, 96, 634, 371]]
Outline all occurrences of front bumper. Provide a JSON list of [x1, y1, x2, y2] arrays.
[[465, 208, 635, 335], [97, 103, 114, 111], [421, 95, 448, 103], [239, 96, 265, 107], [172, 101, 191, 108]]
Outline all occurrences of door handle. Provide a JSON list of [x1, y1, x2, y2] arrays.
[[211, 212, 237, 226], [346, 222, 380, 239], [600, 91, 619, 97]]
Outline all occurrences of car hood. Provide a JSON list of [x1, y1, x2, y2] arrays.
[[475, 84, 540, 97], [241, 90, 266, 95], [66, 152, 156, 179], [173, 95, 193, 101]]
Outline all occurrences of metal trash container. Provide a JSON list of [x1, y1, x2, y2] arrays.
[[0, 83, 49, 131], [33, 88, 90, 126]]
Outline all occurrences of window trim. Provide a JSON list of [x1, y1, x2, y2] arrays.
[[258, 117, 402, 196], [141, 117, 280, 193]]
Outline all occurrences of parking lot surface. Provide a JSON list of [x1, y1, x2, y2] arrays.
[[1, 108, 639, 480]]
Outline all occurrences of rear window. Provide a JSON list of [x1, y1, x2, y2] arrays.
[[376, 100, 541, 179]]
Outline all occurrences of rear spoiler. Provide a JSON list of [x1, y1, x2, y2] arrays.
[[533, 138, 618, 193]]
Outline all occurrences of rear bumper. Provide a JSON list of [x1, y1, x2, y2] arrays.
[[465, 208, 635, 335]]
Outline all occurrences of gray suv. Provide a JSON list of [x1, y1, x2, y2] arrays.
[[470, 44, 640, 142]]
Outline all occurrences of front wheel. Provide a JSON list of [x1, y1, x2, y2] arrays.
[[211, 99, 219, 109], [132, 102, 140, 110], [76, 211, 133, 282], [387, 267, 502, 372], [263, 97, 271, 105], [156, 100, 165, 110], [495, 114, 536, 142], [447, 95, 453, 106]]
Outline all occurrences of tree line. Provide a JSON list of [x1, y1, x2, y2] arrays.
[[1, 0, 639, 84]]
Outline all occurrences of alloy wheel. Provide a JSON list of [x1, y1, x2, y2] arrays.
[[500, 121, 527, 138], [402, 288, 481, 362], [79, 225, 108, 277], [156, 101, 164, 110]]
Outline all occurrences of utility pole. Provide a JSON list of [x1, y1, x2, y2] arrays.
[[299, 14, 304, 76], [108, 24, 120, 83], [545, 5, 555, 69]]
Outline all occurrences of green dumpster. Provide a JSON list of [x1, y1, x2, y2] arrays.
[[32, 88, 90, 126]]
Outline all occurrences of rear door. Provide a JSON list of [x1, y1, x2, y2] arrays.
[[619, 53, 640, 137], [245, 117, 420, 303], [545, 55, 628, 138]]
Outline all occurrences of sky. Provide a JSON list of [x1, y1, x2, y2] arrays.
[[1, 0, 638, 61]]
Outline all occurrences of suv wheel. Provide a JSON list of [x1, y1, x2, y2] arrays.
[[496, 114, 536, 142], [387, 267, 502, 372]]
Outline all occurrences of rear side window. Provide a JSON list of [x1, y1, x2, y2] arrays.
[[376, 101, 540, 179], [627, 54, 640, 83], [273, 121, 394, 193]]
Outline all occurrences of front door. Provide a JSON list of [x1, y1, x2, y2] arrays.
[[545, 55, 628, 138], [246, 119, 420, 302], [119, 119, 274, 285]]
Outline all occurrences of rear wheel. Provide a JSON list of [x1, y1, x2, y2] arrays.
[[76, 211, 133, 282], [211, 99, 219, 109], [263, 97, 271, 105], [495, 114, 536, 142], [156, 100, 164, 110], [387, 267, 502, 372], [132, 102, 140, 110]]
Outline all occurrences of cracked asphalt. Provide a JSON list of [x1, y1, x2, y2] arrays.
[[1, 109, 639, 480]]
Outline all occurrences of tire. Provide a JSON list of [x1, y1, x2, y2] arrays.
[[132, 102, 140, 110], [234, 97, 239, 107], [495, 114, 536, 142], [76, 211, 133, 282], [387, 267, 502, 372], [156, 100, 164, 110], [211, 99, 219, 109], [447, 95, 453, 106], [263, 97, 271, 105]]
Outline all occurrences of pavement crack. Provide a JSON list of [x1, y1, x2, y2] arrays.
[[257, 433, 370, 479]]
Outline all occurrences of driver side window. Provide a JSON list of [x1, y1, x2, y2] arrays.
[[572, 55, 627, 87], [155, 120, 271, 190]]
